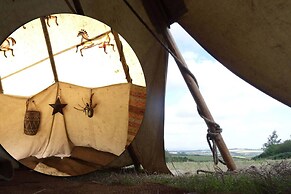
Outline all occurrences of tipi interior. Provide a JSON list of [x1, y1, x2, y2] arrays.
[[0, 14, 147, 176]]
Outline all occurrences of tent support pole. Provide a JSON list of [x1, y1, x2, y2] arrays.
[[112, 30, 132, 83], [164, 29, 237, 171], [127, 144, 141, 172], [112, 30, 142, 170], [40, 17, 59, 83], [0, 76, 3, 94], [72, 0, 85, 15]]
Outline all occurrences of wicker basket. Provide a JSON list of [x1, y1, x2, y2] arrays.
[[24, 110, 40, 135]]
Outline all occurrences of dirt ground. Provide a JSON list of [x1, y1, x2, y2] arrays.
[[0, 168, 193, 194]]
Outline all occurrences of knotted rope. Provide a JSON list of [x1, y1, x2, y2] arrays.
[[197, 108, 226, 173]]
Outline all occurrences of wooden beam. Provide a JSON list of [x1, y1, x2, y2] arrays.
[[40, 17, 59, 83], [0, 76, 3, 94], [73, 0, 85, 15], [164, 29, 237, 171], [112, 30, 132, 83]]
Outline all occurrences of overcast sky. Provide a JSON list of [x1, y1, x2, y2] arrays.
[[165, 23, 291, 151]]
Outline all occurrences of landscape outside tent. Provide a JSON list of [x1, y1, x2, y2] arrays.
[[165, 23, 291, 151]]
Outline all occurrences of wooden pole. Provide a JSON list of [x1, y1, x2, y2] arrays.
[[40, 17, 59, 83], [164, 29, 237, 171], [111, 31, 142, 171], [112, 30, 132, 83], [0, 76, 3, 94], [112, 29, 142, 171], [72, 0, 85, 15]]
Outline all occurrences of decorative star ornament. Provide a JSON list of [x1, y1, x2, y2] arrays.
[[49, 97, 67, 115]]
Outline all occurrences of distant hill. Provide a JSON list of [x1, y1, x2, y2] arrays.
[[168, 148, 263, 159]]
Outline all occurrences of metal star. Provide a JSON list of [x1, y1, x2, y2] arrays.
[[49, 97, 67, 115]]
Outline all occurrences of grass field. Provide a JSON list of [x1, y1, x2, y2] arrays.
[[76, 153, 290, 194], [166, 155, 273, 175], [165, 155, 291, 193], [82, 158, 290, 194]]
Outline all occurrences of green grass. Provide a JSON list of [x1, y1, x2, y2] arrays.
[[164, 152, 291, 193], [166, 159, 291, 193], [74, 159, 291, 194], [166, 155, 256, 175]]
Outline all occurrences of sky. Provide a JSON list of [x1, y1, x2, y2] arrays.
[[165, 23, 291, 151]]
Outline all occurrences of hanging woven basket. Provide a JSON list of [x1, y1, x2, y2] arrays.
[[24, 99, 41, 136], [24, 110, 40, 135]]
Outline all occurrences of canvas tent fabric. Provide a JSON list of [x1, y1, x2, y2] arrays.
[[0, 9, 152, 174], [1, 0, 290, 175], [0, 82, 144, 160]]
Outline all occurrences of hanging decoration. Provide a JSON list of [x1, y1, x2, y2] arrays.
[[49, 97, 67, 115], [74, 93, 97, 118], [76, 29, 115, 56], [24, 99, 41, 136], [44, 15, 59, 27], [0, 37, 16, 58]]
